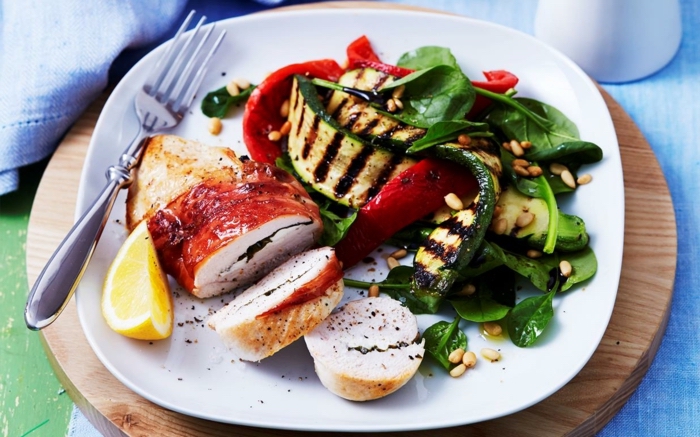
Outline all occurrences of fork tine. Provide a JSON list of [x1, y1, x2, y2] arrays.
[[167, 24, 215, 108], [145, 10, 195, 93], [153, 15, 207, 100], [175, 29, 227, 113]]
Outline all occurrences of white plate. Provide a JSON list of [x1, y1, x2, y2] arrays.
[[76, 8, 624, 432]]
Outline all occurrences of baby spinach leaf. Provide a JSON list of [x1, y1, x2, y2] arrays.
[[484, 94, 579, 150], [380, 65, 476, 128], [422, 316, 467, 369], [201, 84, 255, 118], [507, 290, 555, 347], [318, 203, 357, 246], [397, 46, 459, 70], [450, 267, 515, 322], [458, 241, 506, 280], [343, 267, 443, 314], [525, 140, 603, 172], [558, 246, 598, 292], [406, 120, 492, 153]]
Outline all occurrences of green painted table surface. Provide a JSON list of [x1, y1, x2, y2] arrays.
[[0, 161, 73, 437]]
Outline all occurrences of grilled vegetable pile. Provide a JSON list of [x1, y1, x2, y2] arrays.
[[202, 35, 603, 370]]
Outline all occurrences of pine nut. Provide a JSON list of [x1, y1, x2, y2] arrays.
[[516, 212, 534, 228], [233, 77, 251, 90], [226, 80, 240, 97], [493, 205, 502, 218], [483, 322, 502, 336], [444, 193, 464, 210], [279, 121, 292, 136], [386, 99, 397, 113], [561, 170, 577, 189], [450, 363, 467, 378], [513, 165, 530, 177], [390, 248, 408, 259], [458, 134, 472, 146], [268, 130, 282, 142], [527, 249, 543, 259], [559, 260, 573, 278], [510, 140, 525, 157], [387, 256, 400, 270], [520, 140, 532, 149], [549, 163, 568, 176], [448, 348, 465, 364], [527, 166, 543, 177], [368, 284, 380, 297], [393, 98, 404, 110], [208, 117, 222, 135], [459, 283, 476, 296], [391, 85, 405, 99], [492, 218, 507, 235], [481, 348, 501, 362], [502, 141, 512, 152], [577, 173, 593, 185], [462, 351, 477, 368], [280, 99, 290, 118], [512, 159, 530, 167]]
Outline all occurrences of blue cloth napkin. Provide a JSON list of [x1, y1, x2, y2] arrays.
[[0, 0, 188, 195]]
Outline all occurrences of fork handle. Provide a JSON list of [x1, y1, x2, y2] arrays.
[[24, 157, 136, 330]]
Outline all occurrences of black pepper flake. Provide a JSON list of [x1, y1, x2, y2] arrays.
[[185, 339, 192, 344], [177, 322, 184, 327], [177, 378, 183, 381], [194, 317, 203, 323]]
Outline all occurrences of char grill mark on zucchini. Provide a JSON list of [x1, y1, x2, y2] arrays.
[[413, 141, 502, 293], [326, 69, 426, 148], [287, 75, 415, 208]]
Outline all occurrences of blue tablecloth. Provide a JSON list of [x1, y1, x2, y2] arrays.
[[26, 0, 694, 435]]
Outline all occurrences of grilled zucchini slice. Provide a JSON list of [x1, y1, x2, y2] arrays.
[[496, 185, 589, 252], [286, 75, 415, 208]]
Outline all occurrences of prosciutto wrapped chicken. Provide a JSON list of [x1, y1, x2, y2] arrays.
[[126, 135, 323, 298]]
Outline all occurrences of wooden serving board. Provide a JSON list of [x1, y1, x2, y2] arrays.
[[26, 3, 676, 436]]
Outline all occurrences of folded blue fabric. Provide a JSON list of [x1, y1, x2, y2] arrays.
[[0, 0, 190, 195]]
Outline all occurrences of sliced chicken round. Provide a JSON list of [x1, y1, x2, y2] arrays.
[[207, 247, 344, 361], [127, 135, 323, 298], [304, 297, 425, 401]]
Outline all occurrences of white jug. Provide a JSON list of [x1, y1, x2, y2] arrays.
[[534, 0, 682, 83]]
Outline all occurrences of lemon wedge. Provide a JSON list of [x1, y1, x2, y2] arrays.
[[102, 220, 173, 340]]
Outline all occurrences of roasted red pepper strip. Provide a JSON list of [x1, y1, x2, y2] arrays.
[[467, 70, 519, 119], [334, 158, 478, 268], [346, 35, 414, 78], [242, 59, 344, 164], [346, 35, 382, 63]]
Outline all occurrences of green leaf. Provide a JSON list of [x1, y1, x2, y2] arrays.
[[486, 95, 580, 150], [384, 266, 445, 314], [397, 46, 459, 70], [380, 65, 476, 128], [525, 140, 603, 172], [558, 246, 598, 292], [507, 290, 555, 347], [406, 120, 491, 153], [318, 205, 357, 246], [201, 84, 255, 118], [422, 316, 467, 369], [450, 268, 515, 322]]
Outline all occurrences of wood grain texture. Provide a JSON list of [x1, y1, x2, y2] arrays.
[[25, 3, 676, 436]]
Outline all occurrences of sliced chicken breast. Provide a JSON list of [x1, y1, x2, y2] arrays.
[[207, 247, 344, 361], [304, 297, 425, 401]]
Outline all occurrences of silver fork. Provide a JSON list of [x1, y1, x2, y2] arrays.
[[25, 11, 226, 330]]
